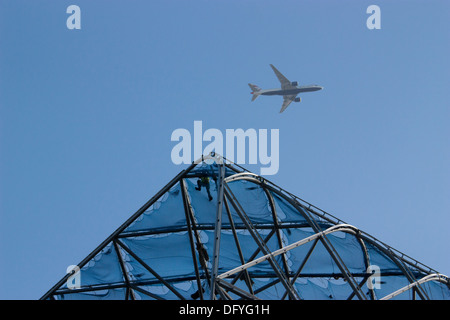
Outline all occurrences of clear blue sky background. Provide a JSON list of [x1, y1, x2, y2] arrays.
[[0, 0, 449, 299]]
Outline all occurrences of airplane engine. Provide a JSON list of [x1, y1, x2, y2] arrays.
[[291, 81, 298, 86], [294, 97, 301, 102]]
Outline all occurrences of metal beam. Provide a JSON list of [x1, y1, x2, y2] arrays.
[[223, 196, 255, 295], [180, 178, 204, 300], [393, 255, 429, 300], [253, 278, 282, 296], [263, 187, 291, 287], [210, 162, 226, 299], [347, 276, 371, 301], [216, 278, 261, 300], [116, 239, 186, 300], [229, 228, 276, 288], [281, 238, 319, 300], [380, 273, 449, 300], [224, 183, 300, 300], [217, 224, 360, 280], [130, 285, 165, 300], [118, 222, 314, 238], [113, 240, 135, 300], [224, 174, 366, 300], [357, 232, 429, 300], [180, 177, 213, 298]]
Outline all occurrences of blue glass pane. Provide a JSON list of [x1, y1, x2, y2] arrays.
[[121, 232, 195, 279], [270, 192, 308, 223], [56, 288, 126, 300], [69, 243, 124, 288], [125, 183, 186, 232], [185, 177, 223, 224], [227, 180, 273, 224], [364, 242, 402, 273], [134, 281, 198, 300]]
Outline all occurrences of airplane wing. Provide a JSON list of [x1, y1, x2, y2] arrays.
[[280, 95, 297, 113], [270, 64, 293, 90]]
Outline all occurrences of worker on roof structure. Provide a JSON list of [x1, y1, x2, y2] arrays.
[[195, 176, 213, 201]]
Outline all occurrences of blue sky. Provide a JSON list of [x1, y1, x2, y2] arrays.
[[0, 0, 449, 299]]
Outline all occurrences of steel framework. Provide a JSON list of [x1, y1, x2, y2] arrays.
[[41, 153, 450, 300]]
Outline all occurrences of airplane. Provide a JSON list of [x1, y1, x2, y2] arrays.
[[249, 64, 323, 113]]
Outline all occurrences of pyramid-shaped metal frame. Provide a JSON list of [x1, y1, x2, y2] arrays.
[[41, 153, 450, 300]]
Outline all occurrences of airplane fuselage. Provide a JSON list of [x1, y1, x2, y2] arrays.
[[249, 65, 323, 113], [260, 85, 323, 96]]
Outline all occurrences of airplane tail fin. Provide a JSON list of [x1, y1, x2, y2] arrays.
[[248, 83, 261, 101]]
